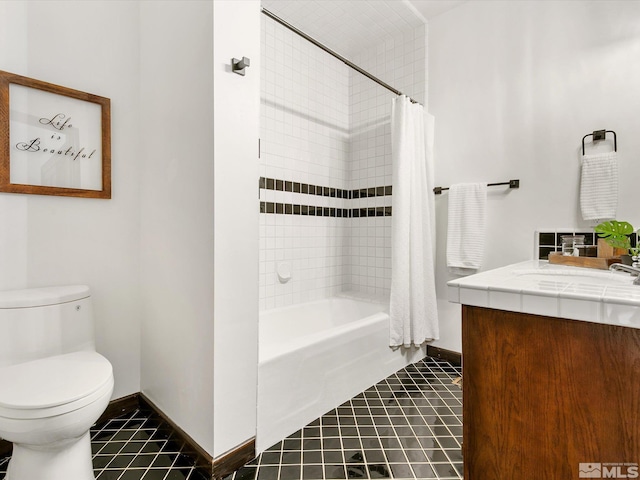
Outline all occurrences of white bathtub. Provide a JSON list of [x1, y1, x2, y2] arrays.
[[256, 295, 427, 452]]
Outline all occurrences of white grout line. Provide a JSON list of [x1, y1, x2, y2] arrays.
[[17, 358, 463, 480]]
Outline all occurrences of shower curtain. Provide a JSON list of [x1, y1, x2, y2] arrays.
[[389, 95, 439, 347]]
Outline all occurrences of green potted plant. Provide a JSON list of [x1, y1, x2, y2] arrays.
[[594, 220, 638, 265]]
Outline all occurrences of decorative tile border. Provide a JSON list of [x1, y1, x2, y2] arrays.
[[259, 202, 391, 218], [259, 177, 393, 217], [259, 177, 392, 201]]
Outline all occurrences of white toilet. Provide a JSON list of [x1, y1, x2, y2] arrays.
[[0, 285, 114, 480]]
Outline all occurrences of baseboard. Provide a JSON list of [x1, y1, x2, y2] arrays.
[[138, 394, 256, 479], [212, 438, 256, 480], [97, 392, 140, 425], [0, 391, 257, 479], [427, 345, 462, 366], [0, 438, 10, 458], [138, 393, 215, 474]]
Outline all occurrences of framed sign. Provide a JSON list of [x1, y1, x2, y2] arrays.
[[0, 70, 111, 198]]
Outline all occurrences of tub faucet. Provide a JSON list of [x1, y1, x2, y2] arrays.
[[609, 263, 640, 285]]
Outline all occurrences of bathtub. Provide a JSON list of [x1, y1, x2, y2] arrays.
[[256, 295, 427, 452]]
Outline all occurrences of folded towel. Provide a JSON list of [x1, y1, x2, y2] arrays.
[[580, 152, 618, 222], [446, 183, 487, 276]]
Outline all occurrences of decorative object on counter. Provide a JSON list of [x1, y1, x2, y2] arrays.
[[0, 70, 111, 199], [595, 219, 640, 267], [548, 220, 636, 270], [560, 235, 585, 256], [579, 129, 618, 222], [595, 219, 633, 250], [548, 251, 620, 269]]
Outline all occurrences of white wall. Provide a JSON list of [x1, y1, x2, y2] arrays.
[[0, 0, 261, 460], [0, 0, 141, 399], [139, 0, 216, 454], [429, 0, 640, 352], [212, 0, 260, 459], [138, 0, 261, 459]]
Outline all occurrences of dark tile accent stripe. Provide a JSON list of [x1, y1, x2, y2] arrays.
[[260, 203, 392, 218], [259, 177, 392, 200]]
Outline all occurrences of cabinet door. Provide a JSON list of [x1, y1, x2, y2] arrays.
[[463, 305, 640, 480]]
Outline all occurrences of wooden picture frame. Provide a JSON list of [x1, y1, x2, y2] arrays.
[[0, 70, 111, 198]]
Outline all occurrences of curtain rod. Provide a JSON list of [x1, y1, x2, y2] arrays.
[[261, 8, 421, 105], [433, 180, 520, 195]]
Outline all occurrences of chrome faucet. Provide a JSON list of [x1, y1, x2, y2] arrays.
[[609, 263, 640, 285]]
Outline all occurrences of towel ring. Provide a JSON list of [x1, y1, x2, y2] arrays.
[[582, 129, 616, 155]]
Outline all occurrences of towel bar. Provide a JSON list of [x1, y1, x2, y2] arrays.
[[582, 129, 617, 155], [433, 179, 519, 195]]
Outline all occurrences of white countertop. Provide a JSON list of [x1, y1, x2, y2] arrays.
[[447, 260, 640, 328]]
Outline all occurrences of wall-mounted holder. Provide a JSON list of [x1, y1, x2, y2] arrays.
[[277, 262, 291, 283], [433, 179, 520, 195], [232, 57, 251, 76], [582, 129, 617, 155]]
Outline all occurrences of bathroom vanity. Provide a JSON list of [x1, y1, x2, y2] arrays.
[[448, 261, 640, 479]]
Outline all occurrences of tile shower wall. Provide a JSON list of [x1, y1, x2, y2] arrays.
[[260, 15, 350, 310], [346, 26, 427, 297], [260, 16, 427, 309]]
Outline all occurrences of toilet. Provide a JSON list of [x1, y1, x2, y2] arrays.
[[0, 285, 114, 480]]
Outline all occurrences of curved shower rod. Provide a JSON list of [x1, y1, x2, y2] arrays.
[[261, 8, 421, 105]]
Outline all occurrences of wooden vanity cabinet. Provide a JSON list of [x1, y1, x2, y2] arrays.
[[462, 305, 640, 480]]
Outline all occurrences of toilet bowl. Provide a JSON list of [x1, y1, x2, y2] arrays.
[[0, 351, 114, 480], [0, 286, 114, 480]]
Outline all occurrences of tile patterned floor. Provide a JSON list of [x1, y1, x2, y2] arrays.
[[224, 357, 463, 480], [0, 357, 462, 480], [0, 407, 210, 480]]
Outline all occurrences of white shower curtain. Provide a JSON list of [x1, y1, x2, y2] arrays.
[[389, 96, 439, 347]]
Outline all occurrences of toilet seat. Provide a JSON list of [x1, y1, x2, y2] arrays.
[[0, 351, 113, 420]]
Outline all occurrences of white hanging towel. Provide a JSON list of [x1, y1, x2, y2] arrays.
[[389, 96, 439, 348], [446, 183, 487, 276], [580, 152, 618, 222]]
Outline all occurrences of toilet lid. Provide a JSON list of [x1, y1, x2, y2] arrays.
[[0, 351, 113, 411]]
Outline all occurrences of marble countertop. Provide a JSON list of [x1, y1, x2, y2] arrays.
[[447, 260, 640, 328]]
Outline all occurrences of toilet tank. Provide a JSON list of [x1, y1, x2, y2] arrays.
[[0, 285, 94, 368]]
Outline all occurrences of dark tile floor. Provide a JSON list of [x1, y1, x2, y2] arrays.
[[0, 407, 210, 480], [0, 357, 462, 480], [224, 357, 462, 480]]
